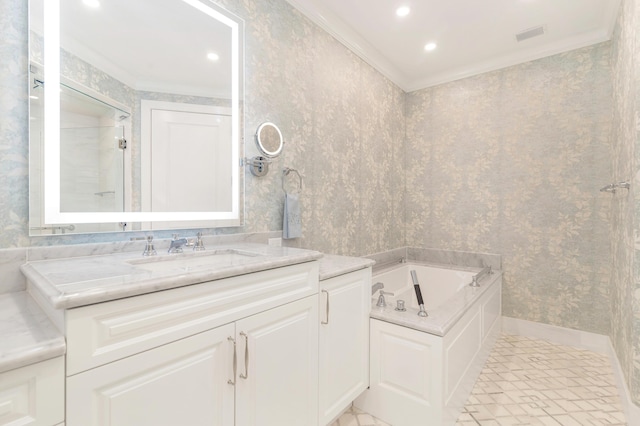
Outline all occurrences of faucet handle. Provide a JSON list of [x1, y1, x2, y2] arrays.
[[194, 232, 206, 251], [142, 236, 157, 256], [376, 290, 394, 308]]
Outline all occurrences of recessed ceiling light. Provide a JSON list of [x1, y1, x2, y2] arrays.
[[424, 42, 437, 51], [207, 52, 220, 61], [396, 6, 410, 17], [82, 0, 100, 8]]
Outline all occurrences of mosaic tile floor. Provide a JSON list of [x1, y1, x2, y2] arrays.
[[333, 334, 627, 426]]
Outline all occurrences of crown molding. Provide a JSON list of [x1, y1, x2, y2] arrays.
[[285, 0, 621, 93], [406, 29, 612, 92], [284, 0, 411, 91]]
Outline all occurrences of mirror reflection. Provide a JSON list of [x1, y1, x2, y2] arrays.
[[28, 0, 243, 235]]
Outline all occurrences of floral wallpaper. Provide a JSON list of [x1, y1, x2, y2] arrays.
[[610, 0, 640, 405], [230, 0, 406, 256], [405, 43, 613, 335], [0, 0, 405, 253]]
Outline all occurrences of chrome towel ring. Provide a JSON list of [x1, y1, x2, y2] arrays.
[[282, 167, 303, 193]]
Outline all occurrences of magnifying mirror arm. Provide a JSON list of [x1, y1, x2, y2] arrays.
[[245, 156, 272, 177]]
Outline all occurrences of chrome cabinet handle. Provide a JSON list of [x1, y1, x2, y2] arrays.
[[321, 289, 330, 325], [227, 336, 236, 385], [239, 331, 249, 379]]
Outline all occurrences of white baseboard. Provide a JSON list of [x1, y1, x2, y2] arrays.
[[607, 339, 640, 426], [501, 316, 610, 354], [502, 316, 640, 425]]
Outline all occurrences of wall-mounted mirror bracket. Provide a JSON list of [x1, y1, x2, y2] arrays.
[[245, 156, 270, 177]]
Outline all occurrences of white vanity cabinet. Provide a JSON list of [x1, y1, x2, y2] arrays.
[[59, 261, 320, 426], [318, 267, 371, 425], [0, 357, 65, 426]]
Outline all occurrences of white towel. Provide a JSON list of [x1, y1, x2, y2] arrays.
[[283, 192, 302, 239]]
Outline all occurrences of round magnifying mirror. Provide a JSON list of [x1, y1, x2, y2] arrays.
[[255, 122, 284, 158]]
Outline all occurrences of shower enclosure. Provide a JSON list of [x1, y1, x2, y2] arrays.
[[29, 72, 130, 234]]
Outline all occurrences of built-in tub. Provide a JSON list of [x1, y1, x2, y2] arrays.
[[354, 262, 502, 426]]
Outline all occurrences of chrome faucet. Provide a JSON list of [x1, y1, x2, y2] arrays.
[[168, 234, 189, 253], [376, 290, 394, 308], [371, 282, 385, 295]]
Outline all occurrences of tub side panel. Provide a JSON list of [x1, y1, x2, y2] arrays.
[[354, 318, 444, 425]]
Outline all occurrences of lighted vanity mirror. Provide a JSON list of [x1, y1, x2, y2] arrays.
[[255, 122, 284, 158], [28, 0, 244, 235]]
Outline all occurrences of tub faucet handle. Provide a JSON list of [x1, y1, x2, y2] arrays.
[[376, 290, 394, 308]]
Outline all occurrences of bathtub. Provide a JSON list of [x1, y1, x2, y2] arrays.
[[354, 262, 502, 426]]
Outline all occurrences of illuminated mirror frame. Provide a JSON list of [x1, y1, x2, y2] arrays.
[[43, 0, 241, 225]]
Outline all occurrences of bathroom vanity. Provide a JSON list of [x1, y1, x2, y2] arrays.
[[11, 244, 373, 426]]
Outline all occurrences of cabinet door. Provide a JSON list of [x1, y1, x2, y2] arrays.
[[319, 268, 371, 425], [67, 324, 235, 426], [0, 357, 64, 426], [235, 296, 318, 426]]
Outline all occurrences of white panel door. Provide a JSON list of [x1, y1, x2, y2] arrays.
[[319, 269, 371, 425], [235, 296, 319, 426], [141, 100, 232, 229], [66, 325, 235, 426]]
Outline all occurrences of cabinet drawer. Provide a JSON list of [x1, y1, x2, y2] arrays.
[[0, 357, 65, 426], [66, 261, 318, 375]]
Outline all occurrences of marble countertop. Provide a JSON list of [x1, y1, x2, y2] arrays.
[[5, 245, 372, 376], [0, 291, 66, 374], [319, 254, 375, 281], [22, 243, 323, 310]]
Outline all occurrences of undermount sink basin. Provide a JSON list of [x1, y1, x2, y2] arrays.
[[127, 249, 264, 274]]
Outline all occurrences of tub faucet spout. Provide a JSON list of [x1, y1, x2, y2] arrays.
[[371, 282, 384, 295], [469, 265, 492, 287]]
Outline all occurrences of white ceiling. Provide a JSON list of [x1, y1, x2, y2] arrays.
[[31, 0, 234, 99], [285, 0, 621, 92]]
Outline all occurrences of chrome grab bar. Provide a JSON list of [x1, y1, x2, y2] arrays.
[[600, 181, 630, 194]]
